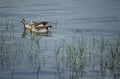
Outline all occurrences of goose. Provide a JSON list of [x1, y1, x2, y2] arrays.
[[21, 18, 52, 32], [21, 18, 49, 29]]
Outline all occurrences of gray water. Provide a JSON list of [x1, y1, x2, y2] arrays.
[[0, 0, 120, 79]]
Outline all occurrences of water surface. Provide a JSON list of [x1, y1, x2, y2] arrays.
[[0, 0, 120, 79]]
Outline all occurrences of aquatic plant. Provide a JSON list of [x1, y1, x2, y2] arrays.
[[106, 35, 120, 79], [0, 18, 120, 79], [66, 38, 86, 77], [28, 39, 45, 72], [55, 36, 87, 79], [98, 37, 107, 76], [0, 18, 23, 70], [55, 40, 66, 79]]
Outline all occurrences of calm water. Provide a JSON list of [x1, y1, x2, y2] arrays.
[[0, 0, 120, 79]]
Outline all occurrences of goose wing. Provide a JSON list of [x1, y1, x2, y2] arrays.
[[32, 21, 49, 26]]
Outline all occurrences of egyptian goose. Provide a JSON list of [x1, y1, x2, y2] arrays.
[[21, 18, 52, 32]]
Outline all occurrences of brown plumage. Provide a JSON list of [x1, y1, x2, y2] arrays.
[[32, 21, 49, 26]]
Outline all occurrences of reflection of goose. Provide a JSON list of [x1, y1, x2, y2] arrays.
[[22, 28, 52, 39], [30, 29, 52, 40], [22, 29, 30, 38]]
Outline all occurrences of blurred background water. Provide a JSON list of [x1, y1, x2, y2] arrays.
[[0, 0, 120, 79]]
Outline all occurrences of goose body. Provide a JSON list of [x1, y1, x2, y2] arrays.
[[32, 21, 49, 26], [31, 25, 52, 33]]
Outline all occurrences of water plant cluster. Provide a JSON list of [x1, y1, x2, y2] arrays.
[[0, 18, 23, 70], [54, 35, 120, 79], [0, 19, 120, 79]]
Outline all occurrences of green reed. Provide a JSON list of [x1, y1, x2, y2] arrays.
[[106, 35, 120, 79], [55, 34, 120, 79], [55, 36, 87, 79], [27, 39, 47, 79], [0, 19, 11, 69], [5, 17, 9, 31], [99, 37, 107, 76], [0, 18, 22, 71], [96, 35, 120, 78], [66, 38, 86, 77], [11, 22, 14, 38], [28, 39, 45, 73], [55, 40, 66, 79]]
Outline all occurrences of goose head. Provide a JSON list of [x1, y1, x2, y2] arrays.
[[21, 18, 32, 29]]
